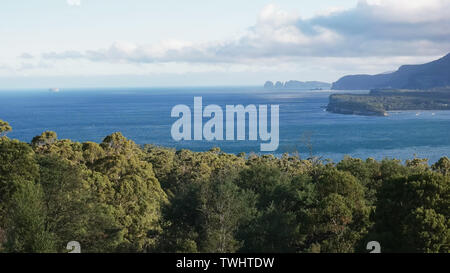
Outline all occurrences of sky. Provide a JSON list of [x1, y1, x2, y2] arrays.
[[0, 0, 449, 89]]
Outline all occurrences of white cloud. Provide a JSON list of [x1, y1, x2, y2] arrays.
[[364, 0, 446, 22], [67, 0, 81, 6], [42, 1, 450, 66], [18, 53, 34, 59], [0, 64, 12, 71], [258, 4, 299, 26]]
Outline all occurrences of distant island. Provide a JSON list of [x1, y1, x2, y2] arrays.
[[332, 53, 450, 90], [264, 80, 331, 90], [327, 87, 450, 116], [49, 88, 60, 93]]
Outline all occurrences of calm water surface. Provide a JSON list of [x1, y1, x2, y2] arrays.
[[0, 87, 449, 163]]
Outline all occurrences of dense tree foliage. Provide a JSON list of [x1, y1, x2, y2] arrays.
[[0, 120, 12, 137], [0, 121, 448, 253]]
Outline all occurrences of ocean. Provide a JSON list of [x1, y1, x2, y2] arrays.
[[1, 86, 449, 163]]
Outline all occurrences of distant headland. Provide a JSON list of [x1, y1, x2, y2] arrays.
[[332, 53, 450, 90], [327, 87, 450, 116], [264, 80, 331, 90], [327, 53, 450, 116]]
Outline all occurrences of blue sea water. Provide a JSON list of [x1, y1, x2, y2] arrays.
[[0, 87, 449, 163]]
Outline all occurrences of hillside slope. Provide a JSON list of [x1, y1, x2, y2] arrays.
[[332, 53, 450, 90]]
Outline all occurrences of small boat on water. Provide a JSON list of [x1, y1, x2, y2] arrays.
[[49, 88, 60, 93]]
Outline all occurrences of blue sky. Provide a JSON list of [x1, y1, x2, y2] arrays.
[[1, 0, 449, 88]]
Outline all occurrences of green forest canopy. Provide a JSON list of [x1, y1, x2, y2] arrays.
[[0, 119, 448, 253]]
